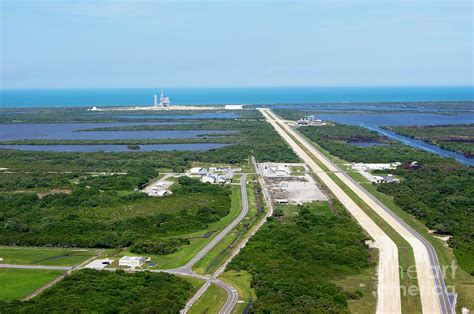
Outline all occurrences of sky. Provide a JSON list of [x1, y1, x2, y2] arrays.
[[1, 0, 473, 89]]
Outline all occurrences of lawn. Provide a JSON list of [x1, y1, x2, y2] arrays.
[[0, 247, 95, 266], [290, 165, 305, 176], [189, 283, 226, 314], [220, 270, 256, 313], [192, 186, 242, 274], [0, 268, 64, 301]]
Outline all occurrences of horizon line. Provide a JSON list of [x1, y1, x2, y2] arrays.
[[1, 85, 473, 91]]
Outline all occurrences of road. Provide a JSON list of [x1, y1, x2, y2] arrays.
[[176, 174, 249, 314], [179, 160, 275, 314], [0, 264, 72, 271], [291, 124, 453, 314], [259, 108, 402, 314], [1, 171, 264, 313], [1, 176, 249, 313], [260, 108, 452, 314]]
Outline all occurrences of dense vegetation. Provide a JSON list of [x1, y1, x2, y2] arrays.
[[0, 109, 298, 251], [299, 123, 442, 164], [299, 123, 474, 274], [0, 269, 194, 313], [378, 165, 474, 274], [0, 177, 231, 248], [271, 102, 474, 117], [229, 201, 372, 312], [384, 124, 474, 157]]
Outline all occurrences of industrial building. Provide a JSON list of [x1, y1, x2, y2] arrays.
[[119, 256, 146, 268], [224, 104, 243, 110]]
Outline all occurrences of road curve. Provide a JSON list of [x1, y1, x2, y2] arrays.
[[179, 174, 249, 314], [259, 108, 402, 314], [261, 108, 452, 314]]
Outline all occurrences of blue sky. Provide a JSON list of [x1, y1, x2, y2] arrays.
[[1, 0, 473, 89]]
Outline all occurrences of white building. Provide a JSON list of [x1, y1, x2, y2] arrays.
[[202, 175, 217, 184], [224, 105, 243, 110], [275, 166, 290, 177], [119, 256, 146, 268], [351, 163, 400, 172], [189, 167, 203, 176]]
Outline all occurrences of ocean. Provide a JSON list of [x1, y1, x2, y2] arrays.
[[1, 86, 473, 108]]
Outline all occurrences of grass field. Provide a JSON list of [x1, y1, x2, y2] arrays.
[[192, 186, 242, 274], [0, 268, 64, 301], [189, 283, 227, 314], [220, 270, 256, 314], [193, 175, 267, 275], [105, 185, 243, 270], [0, 247, 96, 266], [333, 252, 378, 314]]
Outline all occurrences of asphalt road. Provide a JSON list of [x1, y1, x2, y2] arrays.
[[261, 108, 452, 314], [259, 108, 402, 313], [177, 174, 249, 314], [287, 115, 452, 314], [0, 264, 72, 270]]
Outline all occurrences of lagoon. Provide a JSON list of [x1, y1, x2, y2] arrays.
[[0, 143, 227, 153], [0, 123, 227, 141]]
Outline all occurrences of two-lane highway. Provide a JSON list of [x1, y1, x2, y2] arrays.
[[177, 174, 249, 314]]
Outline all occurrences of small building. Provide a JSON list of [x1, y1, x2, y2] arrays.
[[189, 167, 203, 176], [225, 105, 243, 110], [119, 256, 146, 268], [275, 199, 289, 204], [381, 174, 400, 184], [297, 119, 309, 126], [156, 190, 169, 197], [202, 175, 217, 184], [275, 166, 290, 177], [217, 175, 228, 184]]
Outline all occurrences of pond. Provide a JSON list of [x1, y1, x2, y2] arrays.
[[0, 143, 228, 153], [0, 123, 228, 141]]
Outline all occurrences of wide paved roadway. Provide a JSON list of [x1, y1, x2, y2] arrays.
[[261, 108, 451, 314], [259, 108, 402, 314]]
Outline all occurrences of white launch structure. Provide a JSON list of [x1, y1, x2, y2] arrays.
[[153, 89, 171, 109]]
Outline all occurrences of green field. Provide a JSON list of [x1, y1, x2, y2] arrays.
[[0, 268, 64, 301], [192, 186, 242, 274], [220, 270, 256, 313], [189, 283, 226, 314], [0, 247, 95, 266]]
